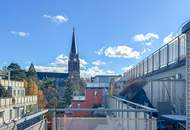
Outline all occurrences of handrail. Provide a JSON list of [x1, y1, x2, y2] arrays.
[[16, 109, 48, 124], [111, 96, 158, 113], [48, 108, 156, 113]]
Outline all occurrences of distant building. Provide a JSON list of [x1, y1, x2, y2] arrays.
[[109, 76, 125, 96], [70, 74, 121, 117], [71, 86, 104, 117], [91, 75, 121, 84]]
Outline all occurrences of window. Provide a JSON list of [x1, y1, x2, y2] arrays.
[[160, 46, 167, 67], [139, 62, 144, 77], [168, 39, 178, 64], [10, 110, 12, 119], [77, 104, 80, 108], [153, 51, 159, 71], [14, 90, 16, 96], [179, 34, 186, 59], [94, 91, 97, 96], [0, 112, 3, 118], [136, 64, 140, 77], [16, 109, 19, 118], [148, 55, 153, 73], [144, 58, 148, 75]]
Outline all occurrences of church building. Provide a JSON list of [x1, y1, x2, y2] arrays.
[[35, 28, 80, 83]]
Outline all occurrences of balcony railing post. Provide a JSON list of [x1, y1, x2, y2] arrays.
[[135, 111, 137, 130]]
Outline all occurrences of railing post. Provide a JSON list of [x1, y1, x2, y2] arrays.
[[135, 111, 137, 130], [186, 28, 190, 130]]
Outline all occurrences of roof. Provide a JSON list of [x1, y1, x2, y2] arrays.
[[92, 75, 121, 78], [37, 72, 69, 80]]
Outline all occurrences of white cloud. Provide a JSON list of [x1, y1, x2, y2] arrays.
[[96, 47, 105, 55], [102, 45, 140, 59], [92, 60, 106, 66], [133, 33, 159, 42], [140, 48, 151, 55], [145, 42, 152, 46], [50, 54, 68, 67], [11, 31, 30, 38], [122, 65, 133, 72], [29, 53, 117, 78], [163, 32, 175, 44], [147, 48, 151, 52], [81, 66, 116, 78], [79, 58, 88, 70], [33, 53, 88, 72], [43, 14, 68, 23]]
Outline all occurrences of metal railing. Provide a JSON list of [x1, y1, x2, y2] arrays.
[[50, 108, 157, 130]]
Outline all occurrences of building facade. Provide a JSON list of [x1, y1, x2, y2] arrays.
[[0, 78, 47, 130]]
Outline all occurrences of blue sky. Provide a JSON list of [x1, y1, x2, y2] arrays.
[[0, 0, 190, 77]]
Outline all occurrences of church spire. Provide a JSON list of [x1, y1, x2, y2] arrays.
[[68, 28, 80, 79], [70, 28, 77, 55]]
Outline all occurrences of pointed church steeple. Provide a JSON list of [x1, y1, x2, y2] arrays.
[[70, 28, 77, 55], [68, 28, 80, 79]]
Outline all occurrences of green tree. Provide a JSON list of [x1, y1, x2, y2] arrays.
[[7, 63, 26, 81], [62, 80, 73, 108]]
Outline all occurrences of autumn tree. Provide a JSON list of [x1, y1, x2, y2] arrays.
[[38, 90, 47, 109], [31, 81, 38, 95]]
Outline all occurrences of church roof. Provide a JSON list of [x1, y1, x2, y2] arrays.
[[37, 72, 69, 80], [28, 63, 36, 72], [70, 28, 78, 55]]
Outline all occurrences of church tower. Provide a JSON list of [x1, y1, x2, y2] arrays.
[[68, 28, 80, 79]]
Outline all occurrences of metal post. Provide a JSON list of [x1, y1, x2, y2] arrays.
[[135, 112, 137, 130], [8, 71, 10, 87], [186, 29, 190, 130]]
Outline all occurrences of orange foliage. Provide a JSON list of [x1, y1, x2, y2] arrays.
[[38, 90, 46, 109], [23, 80, 46, 109], [31, 82, 38, 95], [23, 80, 30, 95]]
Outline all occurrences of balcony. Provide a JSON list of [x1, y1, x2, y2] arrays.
[[49, 96, 158, 130], [14, 96, 37, 106], [0, 96, 37, 109], [0, 98, 12, 108]]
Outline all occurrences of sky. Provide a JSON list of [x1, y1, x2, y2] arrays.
[[0, 0, 190, 78]]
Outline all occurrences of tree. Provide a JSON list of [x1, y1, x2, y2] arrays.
[[7, 63, 26, 81], [31, 81, 38, 95], [38, 90, 47, 109], [24, 79, 30, 95], [62, 80, 73, 108], [43, 86, 59, 108]]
